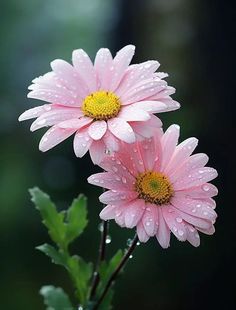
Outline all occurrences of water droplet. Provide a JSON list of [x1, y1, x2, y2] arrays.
[[195, 233, 200, 239], [178, 230, 184, 236], [196, 204, 201, 208], [122, 177, 127, 184], [116, 160, 121, 164], [176, 217, 182, 223], [137, 241, 140, 246], [192, 208, 196, 213], [115, 176, 121, 181], [98, 223, 104, 232], [127, 238, 132, 247], [146, 221, 151, 226], [129, 255, 133, 259], [105, 235, 112, 244], [203, 185, 210, 191], [203, 211, 208, 216], [173, 226, 177, 232], [133, 148, 138, 153], [138, 160, 143, 165], [112, 166, 118, 172]]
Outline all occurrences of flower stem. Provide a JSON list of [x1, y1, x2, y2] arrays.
[[90, 220, 109, 299], [93, 234, 139, 310]]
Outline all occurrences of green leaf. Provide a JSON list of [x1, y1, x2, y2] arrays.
[[65, 194, 88, 245], [67, 255, 93, 305], [29, 187, 66, 248], [36, 244, 67, 268], [99, 289, 114, 310], [40, 285, 74, 310], [97, 250, 123, 295]]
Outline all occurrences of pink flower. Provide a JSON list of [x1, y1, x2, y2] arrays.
[[19, 45, 179, 163], [88, 125, 218, 248]]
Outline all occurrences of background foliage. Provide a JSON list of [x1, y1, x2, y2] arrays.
[[0, 0, 234, 309]]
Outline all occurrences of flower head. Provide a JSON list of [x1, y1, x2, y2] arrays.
[[19, 45, 179, 163], [88, 126, 218, 248]]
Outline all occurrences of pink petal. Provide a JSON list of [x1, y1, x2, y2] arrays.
[[138, 136, 158, 171], [185, 224, 200, 247], [72, 49, 97, 93], [170, 153, 209, 182], [136, 221, 150, 243], [142, 204, 158, 236], [121, 79, 166, 105], [88, 172, 131, 191], [155, 208, 170, 248], [58, 117, 92, 129], [50, 59, 88, 99], [173, 167, 218, 190], [99, 205, 117, 220], [162, 206, 187, 241], [99, 190, 138, 206], [30, 108, 84, 131], [198, 225, 215, 235], [18, 104, 53, 121], [164, 138, 198, 175], [132, 100, 168, 113], [160, 124, 180, 171], [124, 199, 145, 228], [108, 118, 136, 143], [175, 183, 218, 199], [171, 197, 217, 222], [109, 45, 135, 91], [118, 106, 150, 121], [28, 88, 81, 106], [94, 48, 113, 90], [100, 155, 135, 185], [89, 140, 106, 164], [39, 126, 76, 152], [73, 128, 92, 157], [103, 131, 120, 152], [88, 120, 107, 140], [116, 60, 160, 96]]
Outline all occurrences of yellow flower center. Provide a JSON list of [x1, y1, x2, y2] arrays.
[[82, 91, 121, 121], [135, 171, 173, 205]]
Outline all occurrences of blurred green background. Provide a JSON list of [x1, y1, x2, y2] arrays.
[[0, 0, 234, 309]]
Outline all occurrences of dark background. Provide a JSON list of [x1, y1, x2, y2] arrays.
[[0, 0, 235, 309]]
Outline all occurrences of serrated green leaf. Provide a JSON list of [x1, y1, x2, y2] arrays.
[[36, 244, 67, 268], [65, 194, 88, 245], [40, 285, 74, 310], [67, 255, 93, 305], [29, 187, 66, 248]]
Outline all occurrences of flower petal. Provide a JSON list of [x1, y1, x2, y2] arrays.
[[94, 48, 113, 90], [88, 172, 131, 191], [109, 45, 135, 91], [99, 190, 138, 205], [160, 124, 180, 171], [72, 49, 97, 93], [73, 128, 92, 157], [155, 208, 170, 248], [118, 106, 150, 122], [89, 140, 106, 164], [39, 126, 76, 152], [99, 205, 117, 220], [124, 199, 145, 228], [137, 221, 150, 243], [88, 120, 107, 140], [108, 118, 136, 143]]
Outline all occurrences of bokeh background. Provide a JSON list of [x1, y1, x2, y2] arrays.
[[0, 0, 234, 309]]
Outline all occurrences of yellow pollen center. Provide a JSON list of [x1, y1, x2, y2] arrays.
[[82, 91, 121, 121], [135, 171, 173, 205]]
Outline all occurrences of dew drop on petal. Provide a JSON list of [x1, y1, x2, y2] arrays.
[[203, 184, 210, 191], [176, 217, 183, 223], [178, 230, 184, 236], [122, 177, 127, 184]]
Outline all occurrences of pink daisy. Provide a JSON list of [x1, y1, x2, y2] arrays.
[[88, 125, 218, 248], [19, 45, 180, 163]]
